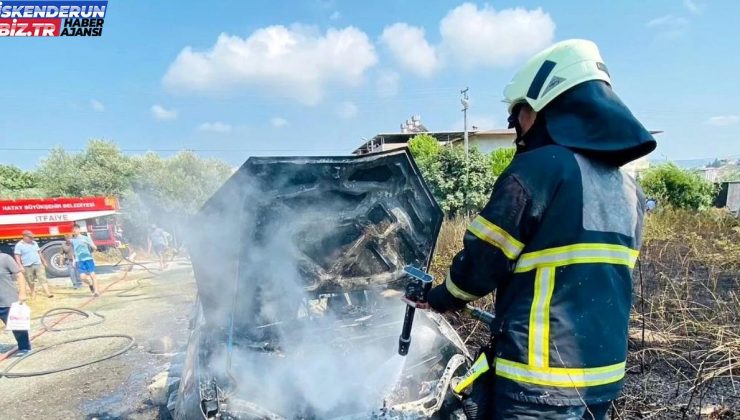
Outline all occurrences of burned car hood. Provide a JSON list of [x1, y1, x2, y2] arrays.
[[189, 149, 443, 330], [179, 150, 471, 419]]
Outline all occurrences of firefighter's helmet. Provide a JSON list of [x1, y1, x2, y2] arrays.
[[503, 39, 611, 113]]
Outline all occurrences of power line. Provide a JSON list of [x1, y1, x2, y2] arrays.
[[0, 147, 350, 153]]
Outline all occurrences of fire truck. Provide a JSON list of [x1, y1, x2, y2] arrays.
[[0, 196, 121, 277]]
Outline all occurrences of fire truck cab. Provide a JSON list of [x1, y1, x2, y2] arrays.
[[0, 196, 121, 277]]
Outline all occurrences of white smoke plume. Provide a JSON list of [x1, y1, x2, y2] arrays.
[[185, 156, 456, 417]]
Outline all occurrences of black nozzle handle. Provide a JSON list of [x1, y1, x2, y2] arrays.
[[398, 305, 416, 356]]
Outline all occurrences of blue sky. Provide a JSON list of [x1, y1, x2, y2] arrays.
[[1, 0, 739, 169]]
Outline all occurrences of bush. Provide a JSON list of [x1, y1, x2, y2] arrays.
[[408, 134, 495, 215], [639, 163, 716, 210], [408, 133, 441, 169], [0, 164, 42, 198], [19, 140, 233, 246], [489, 147, 516, 177]]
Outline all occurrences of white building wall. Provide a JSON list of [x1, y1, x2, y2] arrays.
[[622, 156, 650, 179], [468, 137, 516, 154]]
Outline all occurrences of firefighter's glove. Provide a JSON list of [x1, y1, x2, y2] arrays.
[[427, 284, 467, 313]]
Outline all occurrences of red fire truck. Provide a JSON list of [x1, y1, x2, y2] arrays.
[[0, 196, 121, 277]]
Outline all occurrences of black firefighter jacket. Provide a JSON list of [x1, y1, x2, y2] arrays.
[[432, 143, 646, 405]]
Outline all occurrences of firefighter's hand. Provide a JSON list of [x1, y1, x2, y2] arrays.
[[426, 286, 449, 313], [427, 284, 467, 313], [414, 302, 431, 310]]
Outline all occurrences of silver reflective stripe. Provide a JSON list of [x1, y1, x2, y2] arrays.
[[515, 244, 638, 273], [468, 216, 524, 260], [529, 267, 554, 368], [495, 358, 626, 387], [445, 271, 480, 301]]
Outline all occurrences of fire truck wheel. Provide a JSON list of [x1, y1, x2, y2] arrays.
[[41, 243, 68, 278]]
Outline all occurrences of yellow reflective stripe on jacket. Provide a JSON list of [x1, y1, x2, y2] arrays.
[[528, 267, 555, 368], [468, 216, 524, 260], [515, 243, 639, 273], [445, 271, 481, 301], [495, 358, 626, 388], [454, 353, 490, 394]]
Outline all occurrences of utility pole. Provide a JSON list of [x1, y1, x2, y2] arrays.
[[460, 87, 470, 216], [460, 87, 470, 160]]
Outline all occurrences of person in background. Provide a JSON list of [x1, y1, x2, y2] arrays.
[[61, 234, 81, 289], [645, 198, 657, 212], [71, 224, 99, 296], [148, 224, 169, 271], [115, 225, 137, 263], [13, 230, 53, 299], [0, 252, 31, 356]]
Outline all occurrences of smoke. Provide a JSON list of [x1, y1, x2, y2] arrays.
[[186, 155, 449, 417], [217, 201, 410, 415]]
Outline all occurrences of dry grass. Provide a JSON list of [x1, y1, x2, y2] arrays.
[[433, 209, 740, 418]]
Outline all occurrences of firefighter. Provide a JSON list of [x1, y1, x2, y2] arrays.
[[426, 39, 656, 419]]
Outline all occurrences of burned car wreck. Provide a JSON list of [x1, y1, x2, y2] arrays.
[[175, 150, 472, 419]]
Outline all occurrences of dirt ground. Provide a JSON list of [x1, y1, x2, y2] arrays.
[[0, 260, 196, 419]]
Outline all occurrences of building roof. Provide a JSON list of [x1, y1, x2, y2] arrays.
[[354, 126, 663, 155], [353, 129, 520, 155], [353, 131, 462, 155]]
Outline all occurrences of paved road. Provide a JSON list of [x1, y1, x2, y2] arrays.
[[0, 261, 195, 419]]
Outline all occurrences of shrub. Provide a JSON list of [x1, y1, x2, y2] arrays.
[[639, 163, 716, 210], [489, 147, 516, 177], [409, 134, 496, 216], [408, 133, 441, 168]]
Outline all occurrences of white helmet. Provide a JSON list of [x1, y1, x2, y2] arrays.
[[503, 39, 611, 114]]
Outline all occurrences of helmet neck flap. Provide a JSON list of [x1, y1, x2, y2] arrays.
[[541, 80, 656, 167]]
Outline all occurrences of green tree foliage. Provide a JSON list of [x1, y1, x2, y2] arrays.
[[489, 147, 516, 177], [0, 164, 41, 198], [36, 140, 137, 197], [131, 151, 233, 214], [121, 151, 233, 244], [408, 133, 495, 215], [640, 163, 716, 210], [408, 133, 441, 168], [27, 140, 233, 246]]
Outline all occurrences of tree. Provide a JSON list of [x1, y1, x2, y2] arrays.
[[408, 133, 441, 169], [409, 143, 494, 216], [31, 140, 233, 246], [640, 164, 716, 210], [36, 140, 136, 197], [489, 147, 516, 177], [0, 165, 41, 198], [130, 151, 233, 215], [408, 134, 500, 215], [707, 158, 724, 168], [125, 151, 233, 245]]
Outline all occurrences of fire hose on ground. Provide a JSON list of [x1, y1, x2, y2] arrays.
[[0, 334, 136, 378], [0, 277, 149, 378]]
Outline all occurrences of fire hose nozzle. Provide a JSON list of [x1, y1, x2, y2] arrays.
[[398, 266, 433, 356], [398, 336, 411, 356]]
